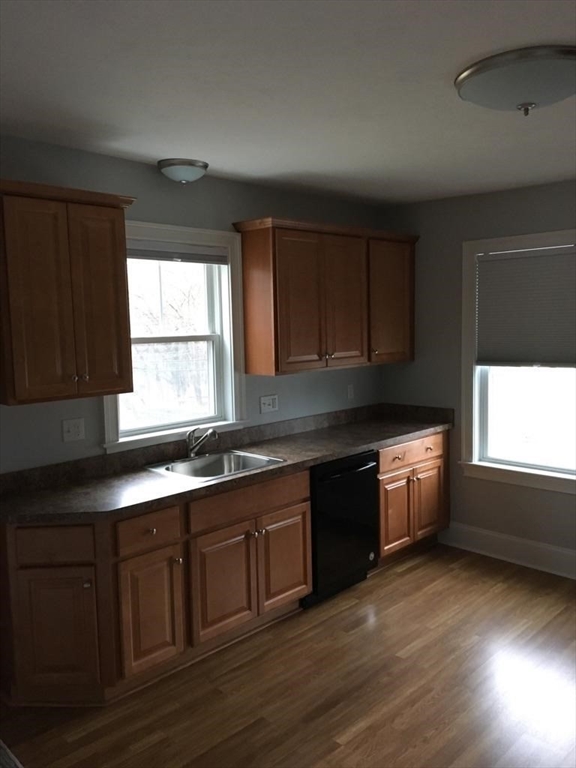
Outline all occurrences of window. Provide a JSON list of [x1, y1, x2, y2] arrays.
[[461, 230, 576, 493], [104, 222, 244, 451]]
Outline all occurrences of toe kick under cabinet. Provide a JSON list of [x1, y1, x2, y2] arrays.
[[0, 472, 311, 706]]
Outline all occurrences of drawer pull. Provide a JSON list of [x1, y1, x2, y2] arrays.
[[173, 557, 183, 565], [393, 454, 404, 461], [148, 528, 158, 536], [426, 446, 433, 452], [83, 580, 92, 589]]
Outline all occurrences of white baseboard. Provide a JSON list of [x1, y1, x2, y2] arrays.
[[439, 523, 576, 580]]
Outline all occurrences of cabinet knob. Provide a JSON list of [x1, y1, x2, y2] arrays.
[[83, 580, 92, 589], [71, 374, 79, 382], [415, 476, 421, 482], [324, 353, 329, 360], [328, 353, 335, 359], [81, 373, 90, 382], [257, 529, 267, 535], [372, 349, 380, 355], [173, 557, 183, 565], [393, 454, 404, 461], [246, 530, 259, 538], [148, 527, 157, 535]]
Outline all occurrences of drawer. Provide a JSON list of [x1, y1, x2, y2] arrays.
[[116, 506, 182, 558], [16, 525, 95, 565], [379, 433, 444, 474], [189, 471, 310, 535]]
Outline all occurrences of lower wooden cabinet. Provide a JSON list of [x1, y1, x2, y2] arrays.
[[191, 503, 312, 644], [118, 543, 185, 678], [15, 566, 100, 695], [379, 437, 447, 557]]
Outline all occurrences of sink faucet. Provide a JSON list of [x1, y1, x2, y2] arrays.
[[186, 428, 218, 457]]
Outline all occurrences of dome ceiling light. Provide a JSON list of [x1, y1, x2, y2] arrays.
[[454, 45, 576, 116], [157, 158, 209, 183]]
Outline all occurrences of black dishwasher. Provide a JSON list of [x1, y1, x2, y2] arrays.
[[302, 451, 379, 607]]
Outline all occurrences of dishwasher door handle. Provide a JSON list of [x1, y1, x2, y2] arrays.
[[319, 461, 377, 482]]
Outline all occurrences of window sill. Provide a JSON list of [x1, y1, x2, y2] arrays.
[[461, 461, 575, 495], [103, 419, 247, 454]]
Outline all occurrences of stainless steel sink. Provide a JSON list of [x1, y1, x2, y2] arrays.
[[149, 450, 284, 481]]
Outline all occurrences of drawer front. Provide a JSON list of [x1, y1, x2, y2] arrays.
[[379, 433, 443, 474], [116, 506, 182, 558], [189, 471, 310, 535], [16, 525, 95, 565]]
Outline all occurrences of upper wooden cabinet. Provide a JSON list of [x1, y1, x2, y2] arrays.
[[234, 218, 416, 375], [369, 239, 414, 363], [0, 180, 135, 404]]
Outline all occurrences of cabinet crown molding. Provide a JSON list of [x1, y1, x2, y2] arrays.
[[233, 217, 418, 243], [0, 179, 135, 209]]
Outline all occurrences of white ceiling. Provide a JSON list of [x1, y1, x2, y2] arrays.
[[0, 0, 575, 203]]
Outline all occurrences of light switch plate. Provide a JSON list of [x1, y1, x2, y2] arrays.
[[62, 418, 85, 442], [260, 394, 279, 413]]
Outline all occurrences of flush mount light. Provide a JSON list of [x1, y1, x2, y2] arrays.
[[157, 158, 209, 183], [455, 45, 576, 116]]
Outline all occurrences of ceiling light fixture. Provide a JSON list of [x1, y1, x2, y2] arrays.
[[157, 158, 209, 183], [454, 45, 576, 116]]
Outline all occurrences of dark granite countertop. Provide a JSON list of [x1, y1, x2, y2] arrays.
[[0, 418, 451, 524]]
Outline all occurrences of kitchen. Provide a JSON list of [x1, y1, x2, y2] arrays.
[[0, 1, 575, 767]]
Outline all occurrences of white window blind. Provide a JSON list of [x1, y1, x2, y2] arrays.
[[476, 245, 576, 366]]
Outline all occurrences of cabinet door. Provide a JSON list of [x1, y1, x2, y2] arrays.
[[379, 469, 413, 556], [369, 240, 414, 363], [16, 566, 100, 692], [413, 459, 444, 540], [119, 544, 184, 678], [190, 520, 258, 644], [257, 502, 312, 613], [275, 229, 326, 373], [324, 234, 368, 367], [1, 196, 78, 402], [67, 204, 133, 396]]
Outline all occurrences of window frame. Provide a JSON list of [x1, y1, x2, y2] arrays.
[[103, 220, 245, 453], [461, 229, 576, 495]]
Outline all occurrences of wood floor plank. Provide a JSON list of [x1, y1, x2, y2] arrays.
[[1, 545, 574, 768]]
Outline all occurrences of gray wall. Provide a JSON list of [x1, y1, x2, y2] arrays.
[[379, 181, 576, 550], [0, 135, 392, 472]]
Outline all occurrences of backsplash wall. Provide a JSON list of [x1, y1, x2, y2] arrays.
[[0, 135, 396, 473]]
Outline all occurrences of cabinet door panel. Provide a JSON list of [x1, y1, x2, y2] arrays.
[[257, 502, 312, 613], [369, 240, 414, 363], [379, 469, 413, 556], [16, 566, 100, 690], [119, 544, 184, 678], [324, 234, 368, 366], [275, 229, 325, 372], [413, 459, 444, 540], [68, 204, 132, 395], [1, 196, 78, 401], [191, 520, 257, 644]]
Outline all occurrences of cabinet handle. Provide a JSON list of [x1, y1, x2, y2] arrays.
[[415, 476, 421, 481], [425, 446, 433, 452], [148, 527, 157, 535], [372, 349, 380, 355], [81, 373, 90, 382], [71, 374, 79, 382], [324, 353, 329, 360], [173, 557, 183, 565], [328, 353, 335, 359], [246, 530, 259, 538], [393, 454, 404, 461], [83, 580, 92, 589], [257, 528, 267, 535]]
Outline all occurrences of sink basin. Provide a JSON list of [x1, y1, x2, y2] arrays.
[[149, 450, 284, 481]]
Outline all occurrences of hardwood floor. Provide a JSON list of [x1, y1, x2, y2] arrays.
[[1, 545, 575, 768]]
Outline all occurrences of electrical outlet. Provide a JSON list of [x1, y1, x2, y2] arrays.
[[62, 418, 85, 442], [347, 384, 355, 400], [260, 394, 279, 413]]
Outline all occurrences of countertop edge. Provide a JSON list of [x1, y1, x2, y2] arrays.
[[0, 422, 452, 524]]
